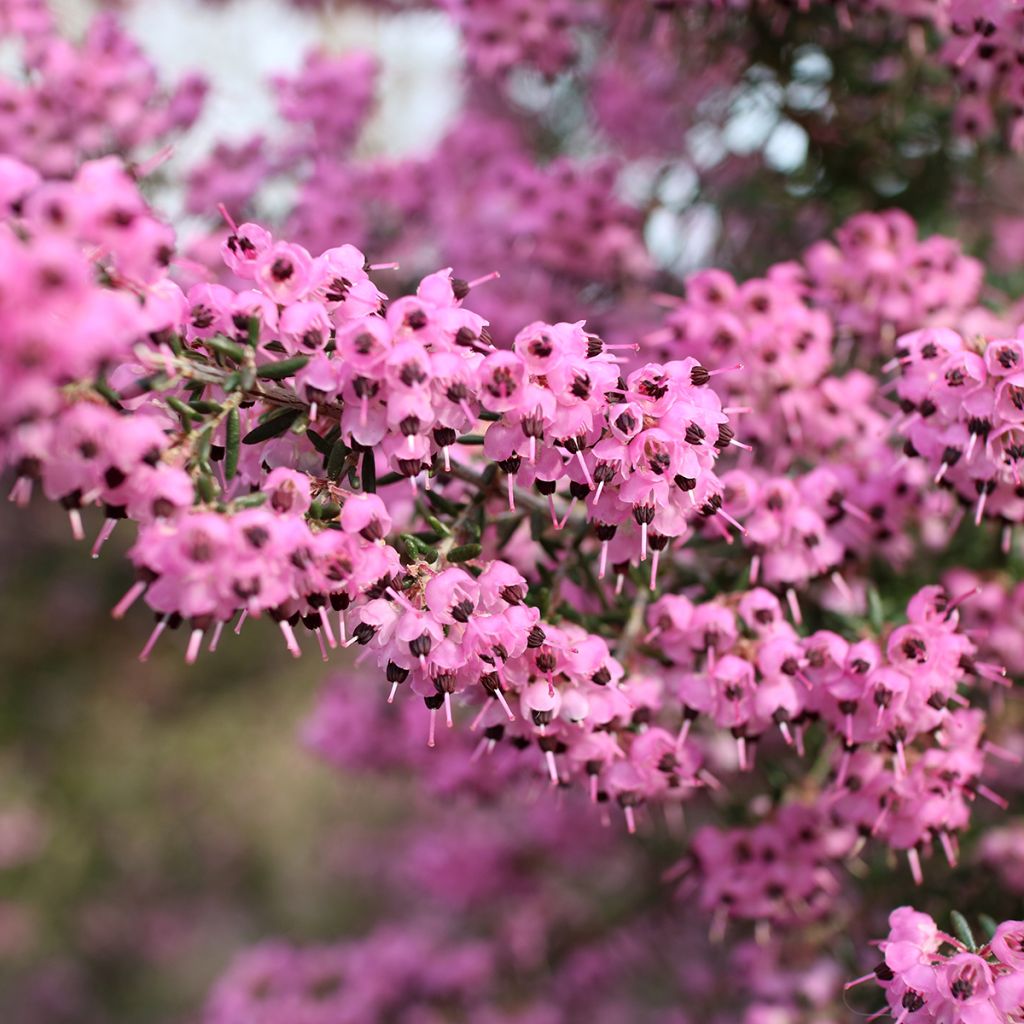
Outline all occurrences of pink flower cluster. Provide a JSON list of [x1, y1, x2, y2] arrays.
[[272, 49, 378, 159], [439, 0, 596, 81], [0, 9, 205, 177], [650, 583, 1000, 759], [943, 1, 1024, 150], [854, 908, 1024, 1023], [803, 210, 984, 347], [828, 708, 1007, 883], [893, 325, 1024, 531], [204, 925, 495, 1024], [680, 804, 849, 927], [0, 155, 174, 440], [943, 568, 1024, 680]]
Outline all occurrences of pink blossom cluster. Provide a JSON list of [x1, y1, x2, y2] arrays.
[[647, 583, 1002, 766], [942, 1, 1024, 150], [679, 804, 849, 927], [0, 8, 205, 177], [827, 708, 1008, 883], [710, 460, 934, 593], [204, 925, 495, 1024], [187, 105, 653, 344], [272, 50, 378, 159], [438, 0, 596, 81], [942, 568, 1024, 680], [854, 908, 1024, 1023], [802, 210, 984, 348], [0, 155, 174, 441], [893, 325, 1024, 531]]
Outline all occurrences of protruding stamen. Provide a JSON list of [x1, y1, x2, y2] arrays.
[[217, 202, 239, 234], [907, 847, 923, 886], [785, 587, 802, 625], [279, 620, 302, 658], [68, 508, 84, 541], [974, 489, 988, 526], [575, 449, 593, 487], [983, 740, 1022, 764], [939, 831, 958, 868], [677, 718, 692, 748], [444, 690, 454, 728], [623, 805, 637, 834], [495, 688, 516, 722], [557, 498, 576, 531], [318, 607, 337, 648], [185, 627, 204, 665], [91, 518, 117, 558], [467, 270, 500, 289], [139, 616, 168, 662], [545, 749, 559, 785], [599, 540, 609, 580], [708, 362, 743, 377], [112, 580, 148, 620], [977, 784, 1008, 809], [208, 621, 224, 653], [427, 707, 437, 748], [717, 507, 746, 535], [234, 608, 248, 635]]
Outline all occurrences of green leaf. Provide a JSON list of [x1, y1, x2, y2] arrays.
[[195, 472, 219, 504], [951, 911, 977, 952], [425, 514, 451, 537], [978, 914, 998, 941], [205, 335, 246, 361], [188, 399, 224, 415], [361, 448, 377, 494], [448, 543, 481, 563], [310, 499, 340, 521], [242, 408, 301, 444], [255, 355, 310, 380], [326, 438, 350, 481], [246, 315, 261, 347], [224, 408, 240, 480], [424, 490, 462, 517], [92, 378, 122, 408], [166, 396, 195, 427], [233, 492, 268, 509], [306, 428, 332, 457]]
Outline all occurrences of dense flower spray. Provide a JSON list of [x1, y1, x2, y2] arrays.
[[6, 0, 1024, 1021]]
